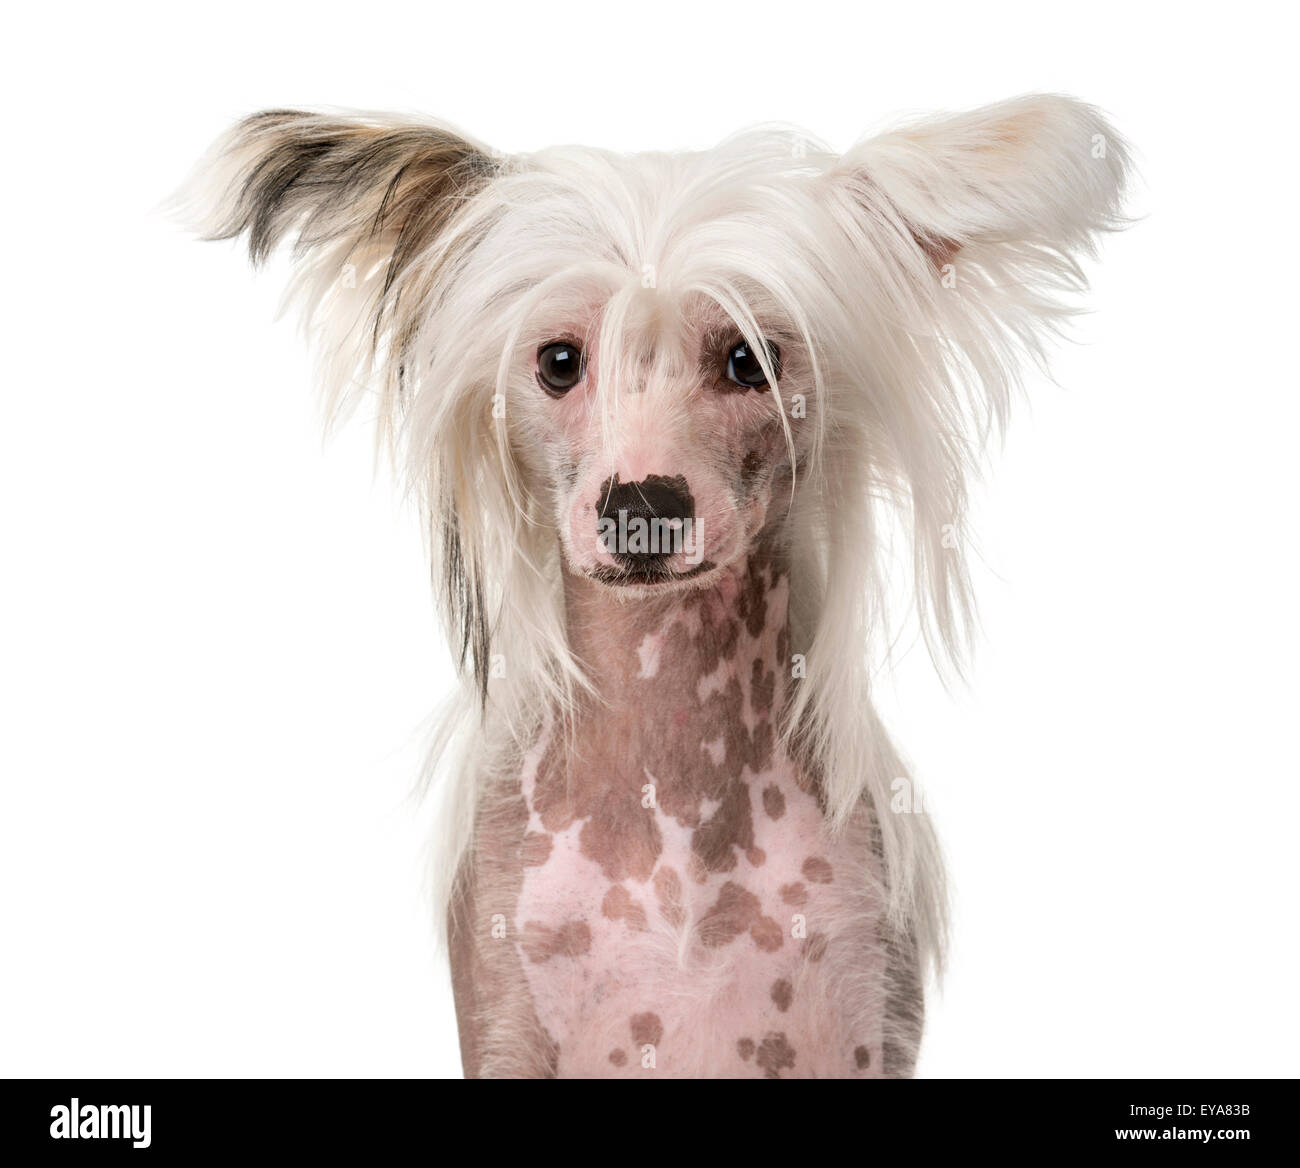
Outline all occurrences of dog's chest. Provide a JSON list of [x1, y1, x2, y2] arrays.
[[514, 752, 885, 1077], [502, 579, 889, 1077]]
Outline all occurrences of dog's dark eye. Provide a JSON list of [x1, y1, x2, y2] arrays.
[[725, 340, 780, 388], [537, 341, 584, 394]]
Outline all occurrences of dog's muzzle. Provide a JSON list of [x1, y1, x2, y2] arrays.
[[594, 473, 700, 581]]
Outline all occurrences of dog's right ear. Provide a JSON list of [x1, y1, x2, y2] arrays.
[[176, 111, 506, 702], [189, 109, 496, 262], [175, 109, 498, 418]]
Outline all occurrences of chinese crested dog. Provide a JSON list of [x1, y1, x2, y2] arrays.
[[180, 95, 1129, 1077]]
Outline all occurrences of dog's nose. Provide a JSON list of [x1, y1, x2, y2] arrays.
[[596, 473, 694, 569]]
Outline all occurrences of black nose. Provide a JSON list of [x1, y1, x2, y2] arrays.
[[596, 473, 694, 569]]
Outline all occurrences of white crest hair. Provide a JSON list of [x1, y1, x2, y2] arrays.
[[176, 95, 1131, 985]]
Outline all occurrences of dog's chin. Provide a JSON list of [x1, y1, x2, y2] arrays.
[[583, 560, 719, 596]]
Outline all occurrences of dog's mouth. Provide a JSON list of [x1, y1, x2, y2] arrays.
[[585, 560, 717, 589]]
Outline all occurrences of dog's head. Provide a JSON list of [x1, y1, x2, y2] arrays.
[[522, 298, 792, 595], [181, 97, 1129, 703]]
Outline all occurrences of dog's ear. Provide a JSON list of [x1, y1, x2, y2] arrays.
[[833, 93, 1130, 274], [177, 111, 503, 699], [177, 110, 497, 415], [185, 108, 496, 272], [816, 95, 1131, 672]]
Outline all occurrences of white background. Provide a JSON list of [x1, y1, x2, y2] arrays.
[[2, 1, 1296, 1078]]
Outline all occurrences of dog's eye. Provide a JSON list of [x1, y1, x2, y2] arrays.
[[536, 341, 585, 394], [725, 340, 780, 388]]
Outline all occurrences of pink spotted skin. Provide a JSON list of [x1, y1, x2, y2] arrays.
[[448, 542, 918, 1079]]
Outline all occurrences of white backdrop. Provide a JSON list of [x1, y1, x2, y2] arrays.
[[2, 0, 1296, 1078]]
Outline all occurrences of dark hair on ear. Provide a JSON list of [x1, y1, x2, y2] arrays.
[[206, 109, 496, 266], [179, 110, 501, 696]]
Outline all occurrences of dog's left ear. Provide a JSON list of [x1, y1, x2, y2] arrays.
[[815, 95, 1132, 673], [832, 93, 1130, 275]]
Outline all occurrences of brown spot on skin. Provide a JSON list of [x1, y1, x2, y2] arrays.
[[854, 1045, 871, 1069], [750, 657, 775, 715], [653, 866, 686, 929], [802, 856, 833, 884], [602, 885, 648, 930], [755, 1032, 796, 1079], [602, 885, 629, 920], [751, 915, 784, 952], [771, 978, 793, 1012], [737, 1037, 755, 1061], [698, 881, 785, 952], [803, 931, 828, 963], [691, 778, 755, 875], [519, 919, 591, 964], [577, 803, 663, 884], [762, 784, 786, 820], [748, 720, 774, 773], [609, 1048, 627, 1067], [737, 564, 768, 638], [519, 831, 552, 866], [557, 920, 590, 956], [746, 846, 766, 867], [779, 882, 807, 906], [630, 1012, 663, 1046], [531, 700, 667, 884], [698, 881, 759, 948]]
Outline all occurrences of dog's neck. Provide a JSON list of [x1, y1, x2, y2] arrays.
[[562, 540, 792, 729], [542, 536, 801, 883]]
